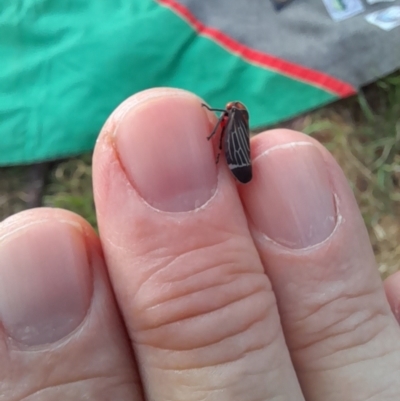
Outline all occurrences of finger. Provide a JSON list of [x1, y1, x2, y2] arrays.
[[239, 129, 400, 401], [93, 88, 304, 401], [0, 208, 140, 399], [384, 271, 400, 324]]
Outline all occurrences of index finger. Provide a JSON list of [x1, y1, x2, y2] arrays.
[[93, 88, 304, 401]]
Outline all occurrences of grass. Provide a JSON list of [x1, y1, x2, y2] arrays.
[[0, 165, 32, 218], [295, 72, 400, 278], [43, 154, 97, 230], [1, 71, 399, 278]]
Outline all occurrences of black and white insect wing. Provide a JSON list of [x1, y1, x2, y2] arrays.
[[224, 108, 252, 183]]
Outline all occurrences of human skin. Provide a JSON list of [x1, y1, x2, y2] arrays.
[[1, 88, 400, 400]]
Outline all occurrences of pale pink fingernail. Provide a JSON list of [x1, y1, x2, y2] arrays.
[[243, 143, 337, 249], [0, 221, 92, 346], [115, 95, 217, 212]]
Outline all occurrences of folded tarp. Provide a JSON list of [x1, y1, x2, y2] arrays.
[[1, 0, 399, 165]]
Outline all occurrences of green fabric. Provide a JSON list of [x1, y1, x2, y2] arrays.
[[0, 0, 335, 166]]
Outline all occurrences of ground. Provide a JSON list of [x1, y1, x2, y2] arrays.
[[1, 72, 399, 279]]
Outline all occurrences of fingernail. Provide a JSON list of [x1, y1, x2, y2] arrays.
[[0, 221, 92, 346], [115, 95, 217, 212], [243, 143, 336, 249]]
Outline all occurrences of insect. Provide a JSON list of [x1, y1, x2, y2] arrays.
[[202, 101, 252, 184]]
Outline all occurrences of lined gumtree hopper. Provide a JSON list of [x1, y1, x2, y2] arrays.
[[202, 101, 252, 184]]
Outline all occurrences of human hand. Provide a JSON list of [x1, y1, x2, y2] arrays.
[[1, 88, 400, 400]]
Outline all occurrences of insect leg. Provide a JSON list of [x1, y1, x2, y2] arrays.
[[215, 124, 226, 164], [218, 124, 225, 151], [207, 112, 226, 140]]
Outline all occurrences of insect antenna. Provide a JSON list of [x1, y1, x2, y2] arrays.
[[201, 103, 227, 113]]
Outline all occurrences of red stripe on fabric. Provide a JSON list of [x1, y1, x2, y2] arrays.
[[157, 0, 356, 97]]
